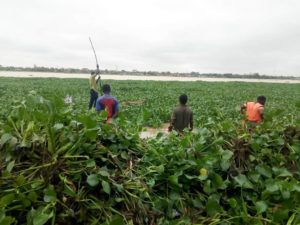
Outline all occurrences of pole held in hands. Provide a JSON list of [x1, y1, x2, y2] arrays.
[[89, 37, 99, 70], [89, 37, 102, 91]]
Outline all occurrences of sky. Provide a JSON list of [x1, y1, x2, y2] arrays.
[[1, 0, 300, 76]]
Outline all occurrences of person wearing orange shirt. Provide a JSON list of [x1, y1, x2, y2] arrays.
[[240, 96, 266, 125]]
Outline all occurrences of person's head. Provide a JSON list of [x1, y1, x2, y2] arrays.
[[102, 84, 111, 94], [179, 94, 188, 105], [91, 71, 96, 76], [257, 96, 266, 105]]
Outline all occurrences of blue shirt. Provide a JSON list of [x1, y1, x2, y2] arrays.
[[96, 94, 119, 118]]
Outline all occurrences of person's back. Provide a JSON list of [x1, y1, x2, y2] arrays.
[[169, 94, 193, 132], [241, 96, 266, 124], [96, 84, 119, 122]]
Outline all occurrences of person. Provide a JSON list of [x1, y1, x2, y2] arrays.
[[168, 94, 193, 132], [240, 96, 266, 125], [96, 84, 119, 123], [88, 66, 100, 109]]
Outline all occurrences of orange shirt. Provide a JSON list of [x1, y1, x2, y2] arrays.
[[245, 102, 264, 123]]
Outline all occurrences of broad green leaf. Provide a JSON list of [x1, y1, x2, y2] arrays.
[[256, 165, 272, 178], [234, 174, 254, 189], [86, 159, 96, 168], [281, 189, 290, 199], [53, 123, 64, 130], [87, 174, 99, 187], [206, 197, 221, 216], [16, 175, 26, 186], [102, 181, 111, 195], [255, 201, 267, 214], [43, 186, 57, 203], [6, 160, 15, 173], [0, 194, 15, 207], [0, 216, 15, 225], [0, 133, 12, 146], [33, 211, 54, 225], [221, 150, 233, 160], [228, 198, 237, 208], [272, 167, 292, 177], [99, 169, 110, 177], [266, 183, 279, 193], [168, 175, 182, 187]]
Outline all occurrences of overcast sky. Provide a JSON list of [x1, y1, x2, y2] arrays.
[[1, 0, 300, 76]]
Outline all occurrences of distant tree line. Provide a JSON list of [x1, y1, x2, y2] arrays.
[[0, 65, 298, 80]]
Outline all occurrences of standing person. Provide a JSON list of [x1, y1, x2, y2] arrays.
[[240, 96, 266, 125], [96, 84, 119, 123], [88, 67, 100, 110], [168, 94, 193, 132]]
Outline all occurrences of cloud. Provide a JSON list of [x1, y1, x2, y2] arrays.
[[0, 0, 300, 76]]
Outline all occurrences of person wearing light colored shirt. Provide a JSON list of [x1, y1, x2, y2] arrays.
[[88, 69, 100, 109]]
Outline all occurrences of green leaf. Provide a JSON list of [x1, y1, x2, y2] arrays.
[[211, 173, 226, 189], [108, 215, 124, 225], [206, 197, 221, 216], [0, 133, 12, 146], [6, 161, 15, 173], [234, 174, 254, 189], [272, 167, 292, 177], [53, 123, 64, 130], [281, 189, 290, 199], [87, 174, 99, 187], [255, 201, 267, 214], [86, 159, 96, 168], [0, 216, 15, 225], [0, 194, 15, 207], [266, 183, 279, 193], [156, 165, 164, 173], [102, 181, 111, 195], [64, 183, 76, 197], [16, 175, 26, 186], [204, 180, 212, 194], [99, 169, 110, 177], [33, 211, 54, 225], [228, 198, 237, 208], [43, 186, 57, 202], [256, 165, 272, 178], [168, 175, 182, 187], [221, 150, 233, 160]]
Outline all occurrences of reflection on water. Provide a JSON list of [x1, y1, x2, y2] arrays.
[[1, 71, 300, 83]]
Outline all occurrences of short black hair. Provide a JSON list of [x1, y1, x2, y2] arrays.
[[257, 96, 266, 105], [179, 94, 188, 105], [102, 84, 111, 93], [91, 71, 96, 75]]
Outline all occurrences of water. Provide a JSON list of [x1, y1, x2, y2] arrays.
[[1, 71, 300, 83], [140, 123, 169, 139]]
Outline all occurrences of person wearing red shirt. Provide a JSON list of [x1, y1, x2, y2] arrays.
[[96, 84, 119, 123]]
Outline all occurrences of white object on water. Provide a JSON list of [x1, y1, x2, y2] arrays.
[[64, 95, 73, 104]]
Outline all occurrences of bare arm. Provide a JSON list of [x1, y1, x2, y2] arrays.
[[96, 75, 101, 84], [259, 107, 264, 121], [240, 103, 247, 114]]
